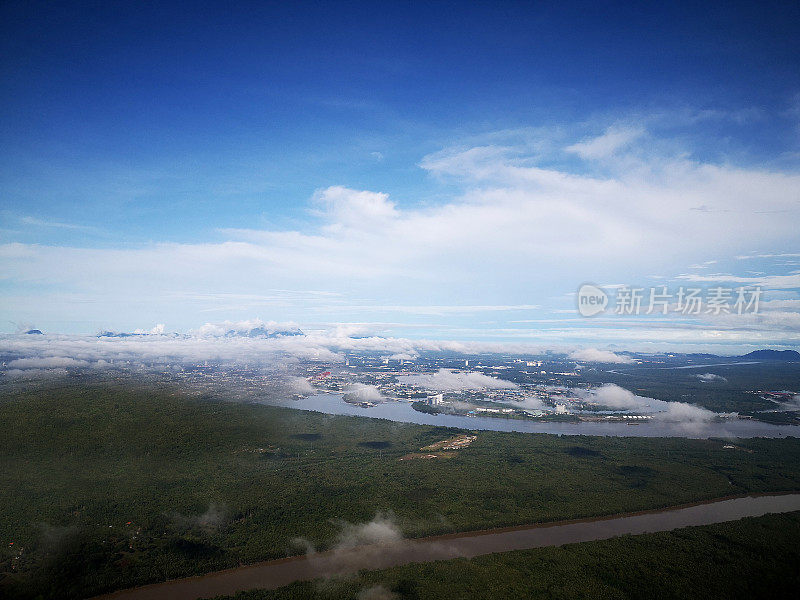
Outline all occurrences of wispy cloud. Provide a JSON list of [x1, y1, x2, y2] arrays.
[[677, 273, 800, 289], [2, 123, 799, 347], [565, 126, 645, 159], [568, 348, 633, 364], [19, 216, 98, 232], [398, 368, 518, 391], [736, 253, 800, 260]]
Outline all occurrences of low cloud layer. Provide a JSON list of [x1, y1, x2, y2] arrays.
[[292, 513, 406, 577], [0, 328, 556, 381], [696, 373, 728, 382], [3, 368, 69, 379], [581, 384, 646, 410], [568, 349, 634, 364], [399, 369, 517, 391], [512, 396, 548, 410], [578, 383, 719, 423], [293, 513, 454, 580], [777, 394, 800, 412], [343, 384, 384, 403], [6, 356, 89, 369], [171, 503, 228, 535], [133, 323, 165, 335], [333, 513, 404, 550], [357, 586, 398, 600], [656, 401, 719, 423], [194, 318, 303, 338]]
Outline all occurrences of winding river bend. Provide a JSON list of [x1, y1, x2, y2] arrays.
[[92, 493, 800, 600], [272, 393, 798, 439]]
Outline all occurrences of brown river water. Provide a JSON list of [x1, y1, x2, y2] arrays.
[[91, 493, 800, 600]]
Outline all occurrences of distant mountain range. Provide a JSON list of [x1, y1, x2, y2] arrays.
[[222, 325, 303, 338], [96, 325, 304, 339], [739, 349, 800, 361], [97, 331, 142, 338]]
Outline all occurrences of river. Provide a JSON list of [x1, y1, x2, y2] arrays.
[[270, 393, 797, 439], [92, 493, 800, 600]]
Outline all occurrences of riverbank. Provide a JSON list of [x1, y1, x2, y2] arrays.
[[91, 493, 800, 600], [219, 510, 800, 600], [280, 392, 799, 438], [5, 382, 800, 599]]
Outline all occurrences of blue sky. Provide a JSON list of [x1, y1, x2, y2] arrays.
[[1, 1, 799, 351]]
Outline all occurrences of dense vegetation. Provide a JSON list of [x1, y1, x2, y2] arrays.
[[223, 511, 800, 600], [2, 380, 800, 598], [577, 360, 800, 418]]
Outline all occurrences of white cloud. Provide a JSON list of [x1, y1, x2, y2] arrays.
[[577, 383, 718, 423], [512, 396, 548, 410], [332, 323, 377, 338], [399, 369, 517, 391], [568, 348, 634, 363], [333, 512, 403, 549], [6, 356, 89, 369], [2, 125, 800, 348], [287, 377, 315, 394], [358, 586, 397, 600], [19, 216, 97, 232], [736, 253, 800, 260], [313, 186, 398, 232], [677, 273, 800, 289], [133, 324, 165, 335], [3, 134, 798, 299], [292, 512, 445, 579], [3, 368, 69, 379], [565, 126, 645, 159], [654, 402, 717, 423], [329, 304, 541, 316], [706, 311, 800, 332], [343, 383, 384, 402], [695, 373, 728, 382], [760, 299, 800, 311], [194, 318, 302, 337], [0, 332, 548, 377], [778, 394, 800, 411], [581, 384, 645, 409]]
